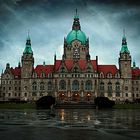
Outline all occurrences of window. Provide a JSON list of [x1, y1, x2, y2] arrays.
[[85, 80, 92, 90], [108, 82, 112, 96], [107, 73, 112, 78], [115, 82, 120, 91], [59, 80, 66, 90], [25, 93, 27, 97], [8, 93, 11, 97], [40, 82, 45, 90], [33, 72, 37, 78], [9, 87, 11, 90], [48, 81, 52, 90], [41, 72, 45, 78], [126, 93, 128, 97], [100, 73, 104, 78], [125, 86, 128, 90], [24, 86, 27, 90], [73, 67, 79, 73], [100, 82, 104, 91], [72, 80, 79, 91], [32, 82, 37, 91], [60, 67, 65, 73], [87, 67, 92, 73]]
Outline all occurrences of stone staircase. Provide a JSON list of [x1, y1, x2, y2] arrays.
[[55, 102, 96, 109]]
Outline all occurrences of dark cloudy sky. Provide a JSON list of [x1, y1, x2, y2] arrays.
[[0, 0, 140, 71]]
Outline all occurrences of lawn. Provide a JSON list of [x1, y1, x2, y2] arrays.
[[113, 103, 140, 109], [0, 103, 36, 109]]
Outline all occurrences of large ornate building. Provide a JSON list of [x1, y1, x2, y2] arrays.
[[0, 12, 140, 102]]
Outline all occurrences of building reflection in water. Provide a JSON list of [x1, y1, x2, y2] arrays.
[[60, 109, 65, 121]]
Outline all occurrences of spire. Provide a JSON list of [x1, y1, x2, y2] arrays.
[[43, 61, 45, 66], [23, 31, 33, 54], [133, 59, 136, 68], [120, 29, 130, 53], [18, 61, 21, 68], [72, 9, 81, 30], [54, 53, 56, 62]]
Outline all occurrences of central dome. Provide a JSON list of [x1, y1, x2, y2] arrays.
[[66, 30, 87, 45]]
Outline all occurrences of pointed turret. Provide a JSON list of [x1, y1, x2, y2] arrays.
[[18, 61, 21, 68], [23, 32, 33, 54], [72, 9, 81, 30], [133, 60, 136, 68], [120, 29, 130, 53]]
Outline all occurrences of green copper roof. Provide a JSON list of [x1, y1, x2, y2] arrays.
[[120, 45, 130, 53], [66, 30, 87, 45], [23, 37, 33, 54], [23, 45, 33, 54]]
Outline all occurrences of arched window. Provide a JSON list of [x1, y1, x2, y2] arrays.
[[100, 73, 104, 78], [40, 82, 45, 90], [59, 80, 66, 90], [85, 80, 92, 90], [72, 80, 79, 91], [116, 82, 120, 97], [115, 73, 120, 78], [73, 67, 79, 73], [115, 82, 120, 91], [107, 73, 112, 78], [33, 72, 37, 78], [60, 67, 65, 73], [87, 67, 92, 73], [41, 72, 45, 78], [48, 81, 52, 90], [32, 82, 37, 91], [108, 82, 112, 96], [100, 82, 104, 91]]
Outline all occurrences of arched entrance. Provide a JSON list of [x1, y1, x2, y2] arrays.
[[86, 93, 92, 101], [59, 92, 66, 101], [72, 92, 80, 101]]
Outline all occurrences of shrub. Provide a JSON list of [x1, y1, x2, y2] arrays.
[[94, 97, 115, 108], [36, 96, 55, 109]]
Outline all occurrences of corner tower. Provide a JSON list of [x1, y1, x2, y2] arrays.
[[63, 10, 90, 60], [119, 30, 132, 100], [119, 31, 131, 78], [21, 34, 34, 78]]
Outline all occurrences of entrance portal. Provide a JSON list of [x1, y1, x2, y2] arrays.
[[72, 93, 80, 101]]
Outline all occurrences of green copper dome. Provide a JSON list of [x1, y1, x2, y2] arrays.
[[66, 30, 87, 45]]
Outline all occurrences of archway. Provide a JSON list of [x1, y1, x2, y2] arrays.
[[72, 92, 80, 101], [86, 93, 92, 101]]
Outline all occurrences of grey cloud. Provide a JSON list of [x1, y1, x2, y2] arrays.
[[0, 0, 140, 70]]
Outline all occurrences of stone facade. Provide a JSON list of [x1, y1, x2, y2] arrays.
[[0, 13, 140, 102]]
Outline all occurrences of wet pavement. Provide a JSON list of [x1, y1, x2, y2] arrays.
[[0, 109, 140, 140]]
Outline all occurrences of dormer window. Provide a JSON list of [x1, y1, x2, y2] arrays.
[[73, 67, 79, 73], [107, 73, 112, 78], [115, 73, 120, 78], [41, 72, 45, 78], [33, 72, 37, 78], [60, 67, 65, 73], [87, 67, 92, 73], [100, 72, 104, 78]]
